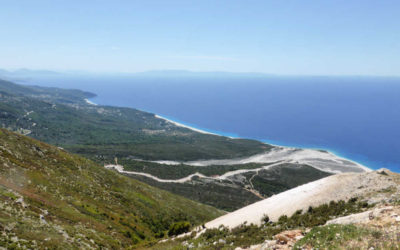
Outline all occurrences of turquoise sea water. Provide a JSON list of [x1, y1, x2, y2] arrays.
[[21, 75, 400, 172]]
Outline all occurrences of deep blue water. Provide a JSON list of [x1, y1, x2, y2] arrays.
[[20, 75, 400, 172]]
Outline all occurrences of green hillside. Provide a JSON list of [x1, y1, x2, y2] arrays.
[[0, 128, 223, 248]]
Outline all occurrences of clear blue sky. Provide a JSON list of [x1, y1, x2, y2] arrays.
[[1, 0, 399, 75]]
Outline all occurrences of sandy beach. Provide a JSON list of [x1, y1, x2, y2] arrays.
[[84, 98, 97, 105], [155, 114, 222, 136]]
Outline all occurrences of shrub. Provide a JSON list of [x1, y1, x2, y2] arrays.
[[261, 214, 270, 224], [168, 221, 191, 236], [278, 215, 288, 224]]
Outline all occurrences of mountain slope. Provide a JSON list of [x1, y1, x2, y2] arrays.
[[205, 169, 399, 229], [153, 170, 400, 249], [0, 128, 223, 248]]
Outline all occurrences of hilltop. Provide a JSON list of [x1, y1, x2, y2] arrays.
[[0, 128, 223, 248]]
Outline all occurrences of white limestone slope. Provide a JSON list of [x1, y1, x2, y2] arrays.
[[205, 170, 399, 229]]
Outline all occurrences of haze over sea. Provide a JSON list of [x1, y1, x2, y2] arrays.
[[20, 74, 400, 172]]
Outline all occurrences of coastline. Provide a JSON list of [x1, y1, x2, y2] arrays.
[[84, 98, 97, 105], [155, 114, 238, 138], [84, 96, 372, 172], [153, 114, 372, 172], [260, 139, 373, 172]]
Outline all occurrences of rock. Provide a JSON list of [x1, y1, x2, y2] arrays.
[[369, 212, 374, 220], [295, 235, 304, 241], [275, 234, 290, 243], [260, 240, 276, 249], [275, 229, 303, 243]]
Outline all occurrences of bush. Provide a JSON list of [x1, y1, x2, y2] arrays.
[[167, 221, 191, 236], [261, 214, 270, 224]]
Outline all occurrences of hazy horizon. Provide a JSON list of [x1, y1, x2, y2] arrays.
[[1, 0, 399, 76], [2, 68, 400, 79]]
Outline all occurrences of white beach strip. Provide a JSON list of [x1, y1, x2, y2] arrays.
[[153, 147, 371, 173], [84, 98, 97, 105], [154, 114, 218, 135], [104, 164, 211, 183]]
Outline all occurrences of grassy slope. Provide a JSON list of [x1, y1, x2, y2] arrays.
[[0, 79, 270, 161], [0, 128, 223, 248]]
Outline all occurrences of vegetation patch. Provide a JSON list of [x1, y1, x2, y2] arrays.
[[149, 198, 372, 249], [168, 221, 191, 236], [294, 224, 399, 249]]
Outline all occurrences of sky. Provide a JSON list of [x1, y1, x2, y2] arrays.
[[0, 0, 399, 76]]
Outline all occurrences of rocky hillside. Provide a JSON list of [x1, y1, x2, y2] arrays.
[[0, 128, 223, 248], [153, 169, 400, 249], [205, 169, 398, 228]]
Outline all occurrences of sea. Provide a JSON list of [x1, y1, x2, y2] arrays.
[[18, 74, 400, 172]]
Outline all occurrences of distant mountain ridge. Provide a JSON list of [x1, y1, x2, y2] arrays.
[[0, 68, 274, 79]]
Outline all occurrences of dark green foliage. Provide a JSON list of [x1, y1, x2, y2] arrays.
[[249, 164, 332, 197], [261, 214, 269, 224], [122, 159, 268, 179], [378, 170, 388, 176], [125, 163, 332, 211], [278, 215, 288, 224], [127, 174, 260, 211], [168, 221, 191, 236]]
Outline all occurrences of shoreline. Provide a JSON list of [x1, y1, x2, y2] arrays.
[[84, 98, 97, 105], [155, 114, 238, 137], [84, 96, 372, 172], [153, 114, 372, 172]]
